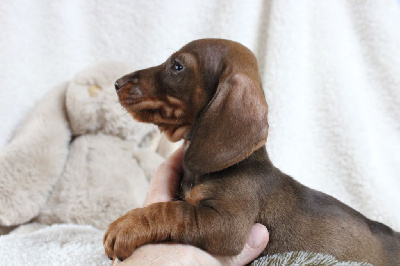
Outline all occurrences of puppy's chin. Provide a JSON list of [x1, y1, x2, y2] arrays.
[[159, 125, 190, 142], [120, 96, 192, 142]]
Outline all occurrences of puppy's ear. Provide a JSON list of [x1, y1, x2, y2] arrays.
[[184, 71, 268, 174]]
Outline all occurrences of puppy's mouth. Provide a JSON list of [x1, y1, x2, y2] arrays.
[[119, 96, 191, 142]]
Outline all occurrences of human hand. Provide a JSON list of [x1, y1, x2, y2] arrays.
[[113, 146, 269, 265]]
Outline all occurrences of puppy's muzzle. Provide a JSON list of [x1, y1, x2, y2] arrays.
[[115, 73, 140, 90], [115, 73, 143, 100]]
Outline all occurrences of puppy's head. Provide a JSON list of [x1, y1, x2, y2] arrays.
[[116, 39, 268, 174]]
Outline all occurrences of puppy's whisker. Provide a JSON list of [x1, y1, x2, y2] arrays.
[[166, 48, 178, 54]]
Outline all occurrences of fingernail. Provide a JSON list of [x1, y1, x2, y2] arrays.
[[247, 224, 268, 249]]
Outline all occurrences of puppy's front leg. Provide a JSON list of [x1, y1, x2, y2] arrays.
[[103, 200, 252, 261]]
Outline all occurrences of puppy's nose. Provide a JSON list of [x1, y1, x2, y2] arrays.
[[115, 73, 140, 92], [114, 78, 127, 92]]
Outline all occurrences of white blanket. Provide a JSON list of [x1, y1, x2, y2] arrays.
[[0, 224, 109, 266], [0, 0, 399, 264]]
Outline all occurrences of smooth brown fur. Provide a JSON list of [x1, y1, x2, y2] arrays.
[[104, 39, 400, 265]]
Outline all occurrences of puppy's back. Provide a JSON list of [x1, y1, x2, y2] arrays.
[[258, 166, 400, 265]]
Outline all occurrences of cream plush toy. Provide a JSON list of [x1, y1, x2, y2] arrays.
[[0, 62, 168, 234]]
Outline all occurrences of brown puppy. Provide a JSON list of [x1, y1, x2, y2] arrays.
[[104, 39, 400, 265]]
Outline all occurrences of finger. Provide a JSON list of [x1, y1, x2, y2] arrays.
[[216, 223, 269, 265], [119, 243, 216, 265], [144, 146, 184, 206]]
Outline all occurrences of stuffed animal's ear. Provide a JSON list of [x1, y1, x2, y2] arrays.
[[0, 83, 71, 226], [184, 72, 268, 174]]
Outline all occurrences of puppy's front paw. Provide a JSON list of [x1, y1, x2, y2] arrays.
[[103, 208, 151, 261]]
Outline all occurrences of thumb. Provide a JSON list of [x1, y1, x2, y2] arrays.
[[216, 223, 269, 266]]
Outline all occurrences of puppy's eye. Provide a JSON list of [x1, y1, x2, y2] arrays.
[[172, 61, 183, 71]]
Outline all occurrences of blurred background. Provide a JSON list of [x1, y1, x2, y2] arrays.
[[0, 0, 399, 230]]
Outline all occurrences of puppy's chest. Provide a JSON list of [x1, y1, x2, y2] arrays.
[[179, 167, 201, 199]]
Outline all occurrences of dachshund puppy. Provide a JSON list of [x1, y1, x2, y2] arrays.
[[104, 39, 400, 265]]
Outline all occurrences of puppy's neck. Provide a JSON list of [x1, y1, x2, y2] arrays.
[[179, 144, 273, 197]]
